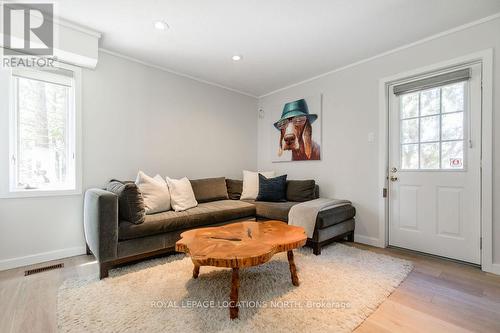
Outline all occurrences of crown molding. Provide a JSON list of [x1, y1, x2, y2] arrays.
[[259, 12, 500, 98], [98, 48, 258, 99], [95, 11, 500, 100], [53, 17, 102, 39]]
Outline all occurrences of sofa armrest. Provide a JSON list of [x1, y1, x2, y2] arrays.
[[84, 188, 119, 262]]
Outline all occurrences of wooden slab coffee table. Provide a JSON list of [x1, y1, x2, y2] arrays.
[[175, 220, 307, 319]]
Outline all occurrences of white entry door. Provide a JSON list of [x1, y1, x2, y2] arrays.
[[388, 64, 481, 264]]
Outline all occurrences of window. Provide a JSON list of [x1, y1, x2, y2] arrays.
[[399, 81, 467, 170], [7, 65, 80, 195]]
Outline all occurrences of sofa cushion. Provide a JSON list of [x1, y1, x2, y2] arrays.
[[118, 200, 256, 240], [286, 180, 316, 202], [106, 180, 145, 224], [226, 179, 243, 200], [256, 174, 287, 202], [316, 205, 356, 229], [244, 200, 297, 221], [316, 219, 355, 243], [190, 177, 229, 203]]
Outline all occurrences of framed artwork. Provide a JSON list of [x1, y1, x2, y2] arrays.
[[270, 95, 322, 162]]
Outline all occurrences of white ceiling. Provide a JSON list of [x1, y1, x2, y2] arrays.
[[47, 0, 500, 96]]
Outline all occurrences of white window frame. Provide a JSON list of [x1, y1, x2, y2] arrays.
[[397, 81, 469, 172], [0, 61, 82, 198]]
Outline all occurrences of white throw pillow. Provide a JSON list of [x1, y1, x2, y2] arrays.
[[135, 171, 171, 214], [240, 170, 275, 200], [166, 177, 198, 212]]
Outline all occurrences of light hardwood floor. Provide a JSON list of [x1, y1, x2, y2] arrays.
[[0, 243, 499, 333]]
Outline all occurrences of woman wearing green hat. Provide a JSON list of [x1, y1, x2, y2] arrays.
[[274, 99, 321, 160]]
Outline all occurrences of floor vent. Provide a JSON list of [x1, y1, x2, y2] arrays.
[[24, 263, 64, 276]]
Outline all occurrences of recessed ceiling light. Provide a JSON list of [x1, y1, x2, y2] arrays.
[[154, 20, 169, 31], [232, 55, 242, 61]]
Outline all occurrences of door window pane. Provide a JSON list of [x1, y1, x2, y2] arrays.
[[441, 112, 463, 141], [401, 118, 419, 143], [402, 144, 419, 169], [442, 141, 464, 169], [401, 93, 418, 119], [420, 115, 439, 142], [442, 82, 464, 113], [399, 78, 466, 170], [420, 143, 440, 169], [420, 88, 440, 116]]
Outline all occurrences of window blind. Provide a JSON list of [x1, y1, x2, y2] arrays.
[[393, 68, 471, 95]]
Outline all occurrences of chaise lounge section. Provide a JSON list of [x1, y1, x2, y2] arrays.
[[84, 177, 355, 278]]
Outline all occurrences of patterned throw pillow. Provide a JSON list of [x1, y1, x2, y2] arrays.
[[256, 174, 288, 202]]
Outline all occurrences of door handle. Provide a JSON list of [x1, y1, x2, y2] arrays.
[[390, 176, 398, 182]]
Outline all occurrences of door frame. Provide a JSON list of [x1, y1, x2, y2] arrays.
[[377, 49, 495, 274]]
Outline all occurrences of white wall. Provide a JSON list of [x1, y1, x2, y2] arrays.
[[0, 52, 257, 270], [258, 18, 500, 263], [2, 17, 499, 271]]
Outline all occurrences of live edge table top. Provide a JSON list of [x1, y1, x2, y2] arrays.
[[175, 221, 307, 268]]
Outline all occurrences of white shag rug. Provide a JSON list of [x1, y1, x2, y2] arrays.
[[58, 243, 412, 333]]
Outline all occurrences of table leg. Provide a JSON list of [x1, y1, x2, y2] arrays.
[[193, 265, 200, 278], [229, 268, 239, 319], [287, 250, 299, 286]]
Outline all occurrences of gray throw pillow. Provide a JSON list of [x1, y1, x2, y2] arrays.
[[225, 179, 243, 200], [189, 177, 229, 203], [286, 180, 316, 202], [106, 180, 145, 224]]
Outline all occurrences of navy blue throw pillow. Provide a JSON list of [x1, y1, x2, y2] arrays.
[[256, 174, 287, 202]]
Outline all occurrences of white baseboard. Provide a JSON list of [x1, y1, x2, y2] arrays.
[[354, 234, 383, 248], [0, 246, 86, 271], [483, 263, 500, 276]]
